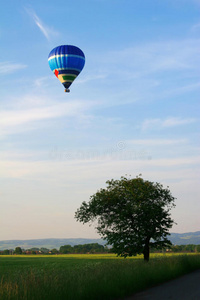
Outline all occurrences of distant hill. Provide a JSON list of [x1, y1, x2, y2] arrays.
[[169, 231, 200, 246], [0, 231, 200, 250]]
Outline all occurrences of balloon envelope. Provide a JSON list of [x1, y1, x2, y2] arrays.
[[48, 45, 85, 91]]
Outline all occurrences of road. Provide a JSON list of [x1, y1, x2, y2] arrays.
[[124, 269, 200, 300]]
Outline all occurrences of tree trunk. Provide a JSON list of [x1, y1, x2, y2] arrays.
[[143, 237, 150, 262]]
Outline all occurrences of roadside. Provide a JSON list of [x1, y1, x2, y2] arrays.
[[124, 269, 200, 300]]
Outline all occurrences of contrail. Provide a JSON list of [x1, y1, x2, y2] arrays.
[[32, 12, 50, 40], [25, 7, 58, 41]]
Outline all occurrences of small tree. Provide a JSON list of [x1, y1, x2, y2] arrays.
[[15, 247, 22, 255], [40, 248, 49, 254], [75, 176, 176, 261], [59, 245, 73, 254], [51, 248, 59, 254], [196, 245, 200, 253]]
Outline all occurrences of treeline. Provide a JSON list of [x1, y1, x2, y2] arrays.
[[151, 244, 200, 253], [0, 243, 108, 255], [1, 243, 200, 255], [60, 243, 106, 254], [169, 244, 200, 253]]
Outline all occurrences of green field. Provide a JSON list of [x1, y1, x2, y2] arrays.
[[1, 253, 200, 300]]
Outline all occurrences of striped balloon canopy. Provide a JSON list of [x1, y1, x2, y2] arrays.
[[48, 45, 85, 92]]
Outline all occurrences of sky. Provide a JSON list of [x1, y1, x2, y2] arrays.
[[0, 0, 200, 240]]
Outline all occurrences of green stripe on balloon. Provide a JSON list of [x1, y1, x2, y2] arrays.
[[62, 75, 77, 81]]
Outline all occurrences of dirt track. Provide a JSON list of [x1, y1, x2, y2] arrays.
[[124, 269, 200, 300]]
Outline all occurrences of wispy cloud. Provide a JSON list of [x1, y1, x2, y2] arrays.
[[191, 22, 200, 32], [142, 117, 196, 130], [0, 62, 27, 75], [1, 155, 200, 180], [0, 103, 83, 126], [25, 7, 59, 41], [88, 38, 200, 107], [100, 38, 200, 78], [162, 117, 196, 127], [126, 138, 187, 146], [33, 76, 50, 88], [0, 100, 90, 137], [77, 74, 108, 84]]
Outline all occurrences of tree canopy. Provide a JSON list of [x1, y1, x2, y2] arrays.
[[59, 243, 105, 254], [14, 247, 22, 254], [75, 176, 176, 261]]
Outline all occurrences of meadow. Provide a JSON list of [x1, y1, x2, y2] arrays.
[[0, 253, 200, 300]]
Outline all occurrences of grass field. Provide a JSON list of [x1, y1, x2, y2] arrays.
[[1, 253, 200, 300]]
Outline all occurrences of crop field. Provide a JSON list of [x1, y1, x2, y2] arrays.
[[1, 253, 200, 300]]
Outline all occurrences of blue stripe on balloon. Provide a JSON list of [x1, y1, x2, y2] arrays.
[[58, 69, 80, 76], [48, 45, 85, 59], [48, 56, 85, 72]]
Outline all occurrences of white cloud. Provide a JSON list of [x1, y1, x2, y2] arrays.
[[160, 82, 200, 98], [100, 38, 200, 78], [1, 155, 200, 181], [0, 99, 92, 137], [25, 7, 59, 41], [33, 14, 49, 40], [88, 38, 200, 107], [142, 117, 196, 130], [34, 76, 50, 88], [126, 138, 187, 146], [0, 62, 27, 75], [0, 103, 79, 126], [162, 117, 196, 127], [77, 73, 108, 84]]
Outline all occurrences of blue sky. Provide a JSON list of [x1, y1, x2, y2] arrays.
[[0, 0, 200, 240]]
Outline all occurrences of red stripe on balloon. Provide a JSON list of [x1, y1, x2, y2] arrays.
[[54, 69, 59, 77]]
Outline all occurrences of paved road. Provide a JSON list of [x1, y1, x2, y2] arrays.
[[124, 269, 200, 300]]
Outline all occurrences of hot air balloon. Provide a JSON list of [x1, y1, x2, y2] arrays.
[[48, 45, 85, 92]]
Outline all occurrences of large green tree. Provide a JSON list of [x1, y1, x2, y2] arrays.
[[75, 176, 176, 261]]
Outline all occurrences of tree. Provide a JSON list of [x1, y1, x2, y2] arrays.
[[40, 248, 50, 254], [60, 245, 73, 254], [15, 247, 22, 254], [75, 176, 176, 261], [51, 248, 59, 254], [30, 248, 39, 252], [196, 245, 200, 253]]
